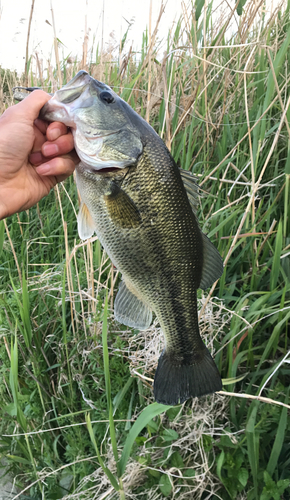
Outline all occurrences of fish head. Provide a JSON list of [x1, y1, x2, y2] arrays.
[[40, 70, 143, 171]]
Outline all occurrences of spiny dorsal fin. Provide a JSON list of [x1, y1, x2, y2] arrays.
[[77, 202, 96, 240], [114, 279, 152, 330]]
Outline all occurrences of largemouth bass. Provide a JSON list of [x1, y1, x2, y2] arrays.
[[21, 71, 224, 405]]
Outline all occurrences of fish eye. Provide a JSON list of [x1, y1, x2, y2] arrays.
[[100, 91, 115, 104]]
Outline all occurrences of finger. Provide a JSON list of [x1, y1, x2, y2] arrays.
[[29, 133, 75, 165], [42, 132, 74, 158], [35, 154, 77, 178], [13, 90, 51, 122], [29, 151, 46, 165], [46, 122, 69, 141], [32, 122, 47, 154], [34, 118, 48, 135], [30, 123, 73, 165]]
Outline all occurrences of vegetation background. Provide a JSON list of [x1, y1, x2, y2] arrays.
[[0, 0, 290, 498]]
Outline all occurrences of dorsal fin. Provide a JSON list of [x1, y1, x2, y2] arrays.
[[199, 233, 224, 289], [179, 169, 224, 289], [179, 169, 199, 213]]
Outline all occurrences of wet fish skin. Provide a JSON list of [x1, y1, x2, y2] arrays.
[[37, 71, 224, 405]]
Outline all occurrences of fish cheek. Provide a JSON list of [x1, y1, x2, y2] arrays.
[[104, 182, 142, 229], [100, 143, 132, 163], [100, 131, 143, 163]]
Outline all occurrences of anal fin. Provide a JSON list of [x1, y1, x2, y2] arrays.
[[114, 279, 152, 330]]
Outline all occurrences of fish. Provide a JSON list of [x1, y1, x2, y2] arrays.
[[22, 71, 224, 405]]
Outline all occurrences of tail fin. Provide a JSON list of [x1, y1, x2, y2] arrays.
[[154, 348, 222, 406]]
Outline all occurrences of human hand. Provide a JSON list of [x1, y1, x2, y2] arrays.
[[0, 90, 78, 220]]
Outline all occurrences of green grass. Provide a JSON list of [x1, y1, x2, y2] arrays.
[[1, 1, 290, 499]]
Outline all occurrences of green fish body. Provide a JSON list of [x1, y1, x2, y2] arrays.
[[38, 71, 224, 405]]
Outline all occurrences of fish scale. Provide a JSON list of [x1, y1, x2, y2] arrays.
[[16, 70, 224, 405]]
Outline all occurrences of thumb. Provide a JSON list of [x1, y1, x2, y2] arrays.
[[13, 90, 52, 122]]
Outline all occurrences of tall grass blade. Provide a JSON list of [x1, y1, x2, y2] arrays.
[[195, 0, 205, 21], [9, 333, 19, 405], [21, 271, 32, 349], [102, 293, 111, 407], [85, 413, 120, 491], [246, 401, 259, 498], [10, 275, 32, 349], [270, 220, 283, 290], [266, 398, 288, 477], [256, 311, 290, 374], [261, 26, 290, 141], [113, 376, 134, 415], [102, 293, 120, 473], [61, 268, 73, 401], [9, 332, 27, 432], [119, 402, 173, 476], [125, 382, 136, 431], [25, 434, 43, 496]]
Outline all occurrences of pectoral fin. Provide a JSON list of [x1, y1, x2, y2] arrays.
[[77, 202, 96, 240], [105, 182, 142, 229], [114, 279, 152, 330]]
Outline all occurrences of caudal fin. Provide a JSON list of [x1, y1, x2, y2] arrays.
[[153, 348, 222, 406]]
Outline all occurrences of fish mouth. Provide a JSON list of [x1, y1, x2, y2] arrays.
[[94, 167, 121, 174], [75, 132, 125, 175], [86, 166, 126, 176], [76, 129, 130, 175]]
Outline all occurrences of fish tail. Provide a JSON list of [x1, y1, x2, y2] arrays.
[[154, 348, 222, 406]]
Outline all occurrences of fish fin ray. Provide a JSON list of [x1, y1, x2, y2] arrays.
[[77, 202, 96, 240], [105, 182, 142, 228], [114, 279, 152, 330], [199, 233, 224, 289], [179, 169, 199, 214], [179, 170, 223, 288], [154, 347, 222, 405]]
